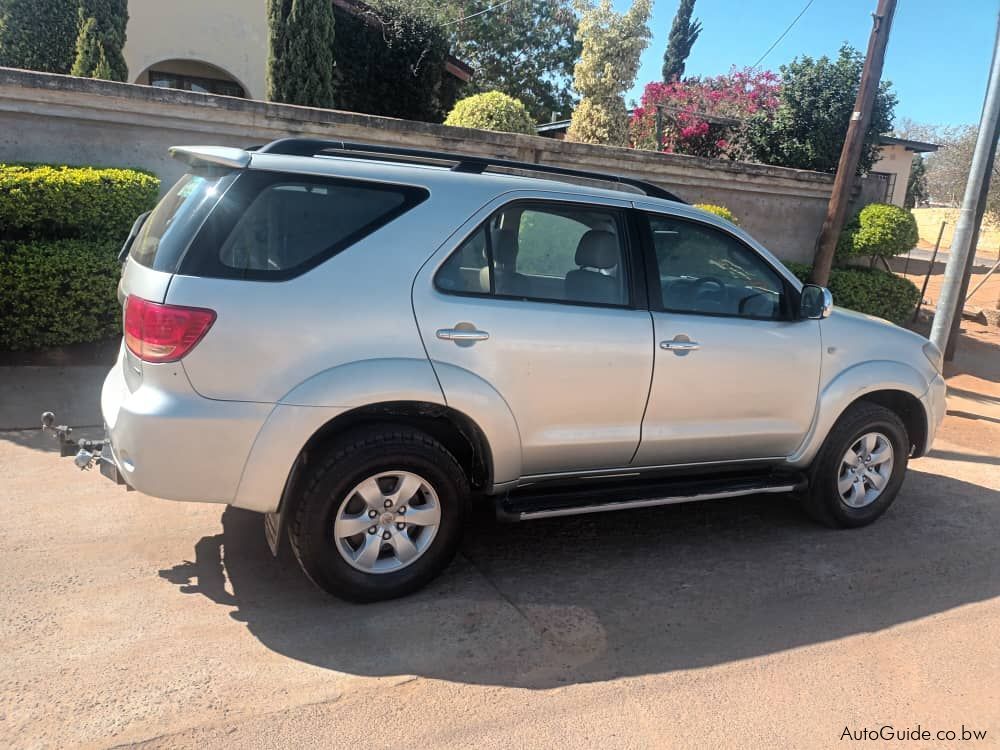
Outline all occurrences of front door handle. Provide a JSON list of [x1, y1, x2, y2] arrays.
[[437, 328, 490, 342], [660, 336, 700, 354]]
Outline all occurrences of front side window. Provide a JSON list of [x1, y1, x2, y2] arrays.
[[648, 214, 785, 319], [436, 202, 629, 307]]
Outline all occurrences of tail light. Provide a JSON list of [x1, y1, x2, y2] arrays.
[[124, 295, 216, 363]]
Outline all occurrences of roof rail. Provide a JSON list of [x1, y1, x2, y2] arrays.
[[255, 138, 685, 203]]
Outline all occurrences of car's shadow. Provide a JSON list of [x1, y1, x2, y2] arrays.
[[159, 467, 1000, 689]]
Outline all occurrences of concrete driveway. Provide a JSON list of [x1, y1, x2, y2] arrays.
[[2, 326, 998, 749]]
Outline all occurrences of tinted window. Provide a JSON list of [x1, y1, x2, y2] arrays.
[[181, 172, 426, 280], [435, 202, 629, 307], [130, 171, 232, 271], [649, 215, 785, 319]]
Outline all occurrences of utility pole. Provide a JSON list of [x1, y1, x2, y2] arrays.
[[940, 15, 1000, 361], [809, 0, 897, 287], [930, 16, 1000, 357]]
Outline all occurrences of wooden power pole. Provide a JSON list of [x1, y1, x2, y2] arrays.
[[809, 0, 898, 287]]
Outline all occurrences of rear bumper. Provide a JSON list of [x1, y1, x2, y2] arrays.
[[101, 346, 272, 503]]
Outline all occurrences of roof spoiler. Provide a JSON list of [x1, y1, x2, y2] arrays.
[[168, 145, 251, 169]]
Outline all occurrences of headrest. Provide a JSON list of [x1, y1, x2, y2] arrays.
[[575, 230, 618, 269], [492, 228, 517, 266]]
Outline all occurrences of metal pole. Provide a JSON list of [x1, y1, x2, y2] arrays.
[[810, 0, 898, 287], [942, 17, 1000, 359], [930, 16, 1000, 354], [911, 220, 946, 324]]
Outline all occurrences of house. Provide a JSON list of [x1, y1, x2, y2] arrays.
[[122, 0, 471, 102], [536, 120, 938, 209]]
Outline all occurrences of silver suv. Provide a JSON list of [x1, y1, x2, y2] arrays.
[[47, 139, 946, 601]]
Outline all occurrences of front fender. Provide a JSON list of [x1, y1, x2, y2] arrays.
[[232, 358, 445, 513], [787, 360, 930, 467]]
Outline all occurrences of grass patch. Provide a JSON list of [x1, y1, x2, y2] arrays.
[[911, 207, 1000, 256]]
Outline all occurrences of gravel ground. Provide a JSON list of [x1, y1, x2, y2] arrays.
[[1, 330, 997, 749]]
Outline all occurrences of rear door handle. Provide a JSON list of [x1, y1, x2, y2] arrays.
[[437, 328, 490, 342], [660, 337, 700, 353]]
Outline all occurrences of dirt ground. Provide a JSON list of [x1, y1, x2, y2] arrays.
[[1, 328, 998, 749]]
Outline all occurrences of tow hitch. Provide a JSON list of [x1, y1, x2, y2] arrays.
[[41, 412, 131, 487]]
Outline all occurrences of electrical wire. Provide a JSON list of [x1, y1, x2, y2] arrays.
[[437, 0, 517, 28], [751, 0, 818, 69]]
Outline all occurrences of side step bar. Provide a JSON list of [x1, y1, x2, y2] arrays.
[[497, 471, 806, 521]]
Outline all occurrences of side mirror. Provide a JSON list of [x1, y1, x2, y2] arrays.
[[800, 284, 833, 319]]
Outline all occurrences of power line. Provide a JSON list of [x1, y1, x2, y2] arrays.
[[751, 0, 817, 69], [437, 0, 517, 28]]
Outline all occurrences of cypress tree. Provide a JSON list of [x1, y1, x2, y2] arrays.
[[72, 0, 128, 81], [662, 0, 701, 82], [267, 0, 336, 108], [0, 0, 77, 73]]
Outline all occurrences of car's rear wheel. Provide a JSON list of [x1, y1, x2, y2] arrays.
[[800, 402, 909, 528], [288, 426, 468, 602]]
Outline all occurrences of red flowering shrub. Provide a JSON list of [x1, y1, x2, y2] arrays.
[[630, 68, 780, 159]]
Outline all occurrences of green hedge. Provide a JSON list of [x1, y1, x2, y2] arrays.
[[693, 203, 739, 225], [0, 163, 159, 241], [785, 262, 920, 325], [0, 239, 122, 349], [1, 162, 159, 350], [836, 203, 918, 262], [444, 91, 537, 135]]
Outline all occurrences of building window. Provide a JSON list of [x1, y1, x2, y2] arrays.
[[148, 70, 245, 98]]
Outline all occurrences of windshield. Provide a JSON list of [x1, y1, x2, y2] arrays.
[[130, 170, 233, 271]]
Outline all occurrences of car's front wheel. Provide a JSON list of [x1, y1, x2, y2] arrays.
[[800, 402, 909, 528], [288, 426, 468, 602]]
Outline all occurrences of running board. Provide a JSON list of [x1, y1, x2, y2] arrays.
[[497, 471, 806, 521]]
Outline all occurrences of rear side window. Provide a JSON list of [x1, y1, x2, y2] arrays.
[[181, 171, 426, 280], [130, 171, 234, 271]]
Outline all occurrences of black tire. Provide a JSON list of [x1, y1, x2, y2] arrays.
[[288, 425, 469, 602], [800, 402, 909, 528]]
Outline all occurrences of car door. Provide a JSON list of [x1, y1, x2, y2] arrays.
[[633, 209, 821, 467], [413, 195, 654, 478]]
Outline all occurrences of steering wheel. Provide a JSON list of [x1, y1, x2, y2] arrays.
[[693, 276, 726, 294]]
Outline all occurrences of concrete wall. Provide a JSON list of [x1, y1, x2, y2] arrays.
[[123, 0, 267, 98], [0, 68, 835, 263]]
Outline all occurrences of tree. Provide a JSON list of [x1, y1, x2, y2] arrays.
[[744, 44, 896, 174], [566, 0, 652, 147], [662, 0, 700, 82], [72, 0, 128, 81], [904, 154, 928, 209], [630, 67, 780, 158], [0, 0, 77, 73], [449, 0, 580, 123], [266, 0, 336, 108]]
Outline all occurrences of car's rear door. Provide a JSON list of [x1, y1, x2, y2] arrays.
[[413, 193, 655, 478], [633, 208, 821, 466]]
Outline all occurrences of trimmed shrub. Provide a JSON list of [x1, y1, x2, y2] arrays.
[[785, 262, 920, 325], [0, 163, 159, 242], [0, 0, 78, 74], [0, 239, 122, 349], [694, 203, 738, 225], [836, 203, 918, 262], [444, 91, 537, 135]]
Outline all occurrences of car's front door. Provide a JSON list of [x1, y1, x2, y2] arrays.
[[633, 210, 822, 467], [413, 196, 654, 478]]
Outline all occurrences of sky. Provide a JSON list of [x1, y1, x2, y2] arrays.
[[615, 0, 998, 128]]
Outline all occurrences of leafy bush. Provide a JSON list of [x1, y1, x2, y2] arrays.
[[0, 163, 158, 242], [785, 262, 919, 325], [0, 0, 78, 73], [444, 91, 537, 135], [0, 239, 122, 349], [694, 203, 738, 225], [836, 203, 919, 262], [0, 162, 158, 350]]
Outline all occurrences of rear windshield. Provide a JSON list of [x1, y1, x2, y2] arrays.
[[179, 171, 428, 280], [129, 171, 233, 271]]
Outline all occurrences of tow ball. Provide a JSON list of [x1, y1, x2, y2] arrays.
[[41, 411, 109, 471]]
